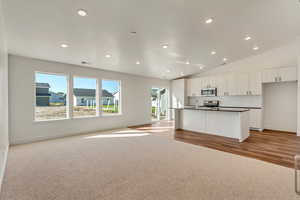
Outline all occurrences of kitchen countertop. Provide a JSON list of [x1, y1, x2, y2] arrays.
[[170, 107, 249, 112]]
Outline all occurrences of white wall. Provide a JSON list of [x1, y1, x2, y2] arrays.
[[263, 81, 297, 132], [8, 55, 170, 145], [171, 79, 186, 108], [0, 0, 8, 191]]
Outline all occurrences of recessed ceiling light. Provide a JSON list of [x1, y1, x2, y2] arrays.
[[105, 54, 111, 58], [211, 51, 216, 55], [181, 72, 185, 76], [162, 44, 168, 49], [223, 58, 228, 62], [136, 61, 140, 65], [244, 36, 251, 41], [166, 69, 170, 73], [77, 9, 88, 17], [186, 61, 190, 65], [60, 44, 69, 48], [253, 46, 259, 50], [199, 66, 204, 70], [205, 18, 214, 24]]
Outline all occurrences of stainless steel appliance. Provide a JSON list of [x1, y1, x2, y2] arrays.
[[203, 100, 219, 107], [201, 88, 217, 97]]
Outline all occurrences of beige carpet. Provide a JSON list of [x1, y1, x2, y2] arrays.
[[0, 128, 299, 200]]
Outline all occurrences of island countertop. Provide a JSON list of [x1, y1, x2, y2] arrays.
[[170, 107, 249, 112]]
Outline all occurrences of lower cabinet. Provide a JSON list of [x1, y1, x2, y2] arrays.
[[249, 109, 262, 131]]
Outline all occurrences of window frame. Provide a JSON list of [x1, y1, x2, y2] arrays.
[[34, 71, 70, 122], [101, 79, 122, 116], [72, 75, 99, 118]]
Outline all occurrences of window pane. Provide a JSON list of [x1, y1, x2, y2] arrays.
[[73, 77, 97, 117], [101, 80, 120, 114], [35, 72, 68, 121]]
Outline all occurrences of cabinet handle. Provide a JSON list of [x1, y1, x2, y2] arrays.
[[275, 77, 277, 82], [279, 77, 282, 82]]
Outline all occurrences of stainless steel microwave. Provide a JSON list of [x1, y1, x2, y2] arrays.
[[201, 88, 217, 96]]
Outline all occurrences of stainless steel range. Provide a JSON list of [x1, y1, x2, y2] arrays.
[[203, 100, 219, 107]]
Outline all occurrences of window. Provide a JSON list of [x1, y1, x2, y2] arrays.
[[35, 72, 68, 121], [73, 77, 97, 117], [101, 80, 121, 114]]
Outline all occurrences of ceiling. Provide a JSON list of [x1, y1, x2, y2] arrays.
[[3, 0, 300, 79]]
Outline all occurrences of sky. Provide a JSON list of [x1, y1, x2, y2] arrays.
[[36, 73, 119, 94]]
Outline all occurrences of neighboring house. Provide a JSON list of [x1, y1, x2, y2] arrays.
[[73, 88, 115, 107], [36, 82, 50, 106], [102, 90, 115, 106], [73, 88, 96, 106], [50, 92, 66, 105]]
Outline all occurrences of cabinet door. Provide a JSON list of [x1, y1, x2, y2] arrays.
[[201, 77, 209, 88], [249, 109, 262, 129], [187, 79, 197, 96], [236, 73, 249, 95], [278, 67, 297, 82], [208, 76, 217, 88], [227, 73, 239, 96], [262, 69, 277, 83], [248, 72, 262, 95], [216, 76, 227, 96]]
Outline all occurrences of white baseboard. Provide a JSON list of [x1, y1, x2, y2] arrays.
[[0, 145, 9, 192]]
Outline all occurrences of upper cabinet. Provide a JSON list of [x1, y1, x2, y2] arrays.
[[262, 67, 297, 83], [186, 67, 297, 97], [248, 72, 262, 95], [187, 78, 201, 97]]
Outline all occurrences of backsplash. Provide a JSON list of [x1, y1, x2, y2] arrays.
[[188, 95, 262, 108]]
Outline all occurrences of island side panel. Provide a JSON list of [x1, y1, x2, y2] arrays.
[[205, 111, 241, 139], [239, 111, 250, 142], [174, 109, 181, 130], [181, 109, 206, 133]]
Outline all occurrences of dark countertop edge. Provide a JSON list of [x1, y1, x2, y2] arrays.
[[175, 106, 262, 109], [219, 106, 262, 109], [169, 107, 249, 112]]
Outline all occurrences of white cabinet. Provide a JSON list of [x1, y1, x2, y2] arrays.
[[262, 68, 277, 83], [248, 72, 262, 95], [262, 67, 297, 83], [249, 109, 262, 130], [186, 71, 262, 97], [278, 67, 297, 82], [216, 76, 227, 96], [235, 73, 249, 95], [234, 72, 262, 96], [187, 78, 201, 96], [216, 73, 242, 96], [227, 73, 239, 96]]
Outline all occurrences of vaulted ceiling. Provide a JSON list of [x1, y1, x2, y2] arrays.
[[3, 0, 300, 79]]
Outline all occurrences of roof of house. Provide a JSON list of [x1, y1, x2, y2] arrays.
[[73, 88, 113, 97], [36, 82, 50, 88]]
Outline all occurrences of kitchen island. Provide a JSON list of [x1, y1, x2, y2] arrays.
[[173, 107, 250, 142]]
